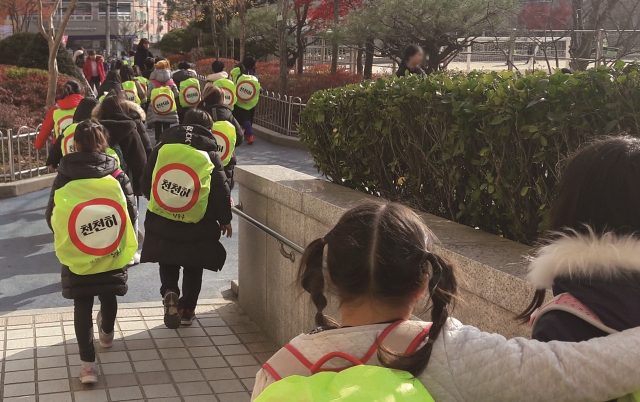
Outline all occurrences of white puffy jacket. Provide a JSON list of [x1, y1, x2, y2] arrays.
[[252, 319, 640, 401]]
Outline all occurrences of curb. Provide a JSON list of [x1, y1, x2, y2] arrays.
[[0, 174, 55, 199], [252, 124, 308, 151]]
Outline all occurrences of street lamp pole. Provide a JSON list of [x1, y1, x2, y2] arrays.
[[106, 0, 111, 55]]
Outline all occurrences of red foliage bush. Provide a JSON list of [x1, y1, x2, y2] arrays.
[[194, 58, 238, 76], [0, 64, 73, 130]]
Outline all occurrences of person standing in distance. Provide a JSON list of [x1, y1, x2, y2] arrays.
[[396, 45, 426, 77], [134, 38, 154, 69]]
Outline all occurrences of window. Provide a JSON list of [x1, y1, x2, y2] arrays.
[[98, 2, 132, 20], [56, 2, 92, 20]]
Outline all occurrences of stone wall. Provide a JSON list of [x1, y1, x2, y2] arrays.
[[236, 165, 539, 348]]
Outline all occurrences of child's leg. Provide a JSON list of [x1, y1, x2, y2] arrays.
[[73, 296, 96, 362], [179, 267, 204, 311], [160, 264, 182, 328], [97, 294, 118, 333]]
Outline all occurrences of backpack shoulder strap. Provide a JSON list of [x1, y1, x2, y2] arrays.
[[111, 169, 123, 179], [151, 79, 164, 87], [530, 292, 618, 334]]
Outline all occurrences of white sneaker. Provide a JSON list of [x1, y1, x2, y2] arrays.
[[96, 311, 114, 348], [79, 362, 98, 384]]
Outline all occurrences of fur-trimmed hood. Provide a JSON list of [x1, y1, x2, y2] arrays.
[[91, 100, 146, 122], [528, 231, 640, 289]]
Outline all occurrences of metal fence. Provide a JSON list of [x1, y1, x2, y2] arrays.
[[1, 126, 52, 183], [254, 90, 306, 137]]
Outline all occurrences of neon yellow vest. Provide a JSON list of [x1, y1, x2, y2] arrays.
[[255, 365, 435, 402], [60, 124, 122, 168], [235, 75, 260, 110], [211, 121, 236, 166], [179, 77, 201, 108], [51, 174, 137, 275], [618, 390, 640, 402], [99, 93, 107, 103], [230, 66, 241, 84], [134, 76, 149, 93], [148, 143, 214, 223], [150, 85, 177, 115], [53, 106, 76, 138], [122, 81, 140, 104], [214, 78, 237, 110]]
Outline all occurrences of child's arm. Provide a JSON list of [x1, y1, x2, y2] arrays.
[[45, 174, 64, 231], [230, 116, 244, 146], [207, 152, 232, 226], [46, 135, 64, 169], [114, 170, 138, 224]]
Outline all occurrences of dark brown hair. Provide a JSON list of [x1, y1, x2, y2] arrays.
[[198, 86, 224, 107], [120, 65, 135, 82], [517, 136, 640, 322], [298, 202, 457, 376], [184, 108, 213, 128], [74, 120, 109, 153]]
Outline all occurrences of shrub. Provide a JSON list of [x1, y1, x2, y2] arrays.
[[5, 67, 49, 80], [0, 33, 36, 66], [299, 62, 640, 245], [17, 34, 84, 81]]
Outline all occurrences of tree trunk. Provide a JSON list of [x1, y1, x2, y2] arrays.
[[277, 0, 289, 94], [330, 0, 339, 73], [210, 0, 218, 58], [46, 46, 59, 108], [364, 38, 374, 79], [356, 46, 363, 75], [239, 0, 246, 59]]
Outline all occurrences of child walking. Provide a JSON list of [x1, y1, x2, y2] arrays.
[[231, 54, 260, 145], [141, 108, 232, 328], [146, 60, 179, 143], [253, 202, 640, 401], [46, 120, 138, 384]]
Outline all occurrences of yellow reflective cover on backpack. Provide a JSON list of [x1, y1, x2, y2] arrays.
[[255, 365, 435, 402], [148, 143, 214, 223], [60, 124, 122, 169], [51, 175, 137, 275], [214, 78, 237, 110], [211, 121, 236, 166], [53, 107, 76, 138], [235, 75, 260, 110], [122, 81, 140, 104], [134, 76, 149, 93], [179, 77, 201, 108], [151, 85, 177, 115]]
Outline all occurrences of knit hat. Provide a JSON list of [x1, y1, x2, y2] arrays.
[[73, 98, 100, 122], [154, 60, 170, 70]]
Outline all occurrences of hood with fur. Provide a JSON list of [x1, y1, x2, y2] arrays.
[[150, 68, 173, 83], [527, 231, 640, 289], [92, 100, 146, 122]]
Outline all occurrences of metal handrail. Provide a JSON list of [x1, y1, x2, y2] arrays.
[[231, 203, 305, 262]]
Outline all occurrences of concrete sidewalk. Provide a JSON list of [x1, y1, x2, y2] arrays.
[[0, 300, 276, 402]]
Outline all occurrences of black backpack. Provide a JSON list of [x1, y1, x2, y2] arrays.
[[76, 53, 86, 68]]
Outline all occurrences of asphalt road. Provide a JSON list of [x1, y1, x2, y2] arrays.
[[0, 137, 318, 312]]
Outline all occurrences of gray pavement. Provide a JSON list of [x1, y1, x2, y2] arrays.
[[0, 138, 318, 312]]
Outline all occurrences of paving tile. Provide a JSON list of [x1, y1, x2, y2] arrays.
[[3, 382, 36, 397], [108, 385, 143, 401], [224, 355, 258, 367], [7, 316, 33, 326], [38, 392, 73, 402], [176, 381, 213, 396], [176, 327, 207, 337], [198, 318, 226, 327], [143, 319, 164, 329], [7, 329, 34, 339], [237, 332, 269, 343], [170, 369, 206, 383], [142, 384, 178, 398], [5, 358, 35, 372], [183, 337, 213, 347], [36, 327, 63, 337], [209, 379, 245, 394], [205, 326, 234, 336], [121, 330, 150, 340], [221, 316, 250, 325], [230, 323, 262, 334], [5, 348, 34, 360], [133, 359, 165, 372], [150, 328, 179, 339], [241, 377, 255, 390], [100, 362, 134, 375], [203, 367, 237, 381], [4, 369, 35, 384], [232, 366, 260, 379], [96, 341, 125, 353], [184, 396, 220, 402], [245, 342, 277, 354], [37, 356, 67, 369], [35, 314, 61, 324], [97, 351, 129, 363], [118, 309, 141, 318], [38, 367, 69, 381], [3, 396, 37, 402], [7, 338, 35, 349], [118, 321, 147, 331], [104, 374, 138, 387], [253, 352, 275, 364], [212, 335, 241, 346], [124, 339, 155, 350], [196, 356, 228, 369], [139, 308, 164, 317], [136, 371, 171, 385], [73, 389, 108, 402], [37, 345, 66, 357], [217, 345, 249, 356], [37, 336, 65, 347], [189, 346, 220, 358], [129, 349, 160, 361], [155, 338, 184, 348], [159, 348, 190, 359], [62, 326, 75, 335], [150, 398, 182, 402], [217, 392, 251, 402], [164, 357, 198, 370], [37, 379, 70, 394]]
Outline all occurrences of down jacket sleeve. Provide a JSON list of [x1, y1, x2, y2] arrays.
[[114, 170, 138, 225], [206, 151, 232, 226], [141, 143, 160, 200]]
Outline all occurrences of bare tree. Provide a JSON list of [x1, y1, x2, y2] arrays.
[[0, 0, 42, 32], [116, 20, 140, 52], [38, 0, 79, 107], [277, 0, 290, 93]]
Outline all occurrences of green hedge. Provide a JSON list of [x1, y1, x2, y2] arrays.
[[299, 62, 640, 245]]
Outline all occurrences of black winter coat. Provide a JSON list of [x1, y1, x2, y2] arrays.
[[45, 152, 137, 299], [197, 103, 244, 183], [395, 63, 426, 78], [134, 48, 153, 69], [140, 124, 232, 271]]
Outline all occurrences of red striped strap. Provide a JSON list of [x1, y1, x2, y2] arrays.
[[405, 324, 432, 354], [261, 362, 281, 381], [360, 319, 404, 364], [111, 169, 123, 179]]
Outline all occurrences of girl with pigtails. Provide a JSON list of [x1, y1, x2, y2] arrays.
[[253, 202, 640, 402]]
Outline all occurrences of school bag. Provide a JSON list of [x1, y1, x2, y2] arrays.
[[531, 293, 640, 402], [235, 74, 261, 111], [51, 170, 137, 275], [150, 80, 177, 115], [53, 106, 77, 138], [179, 77, 201, 108], [147, 141, 214, 223], [257, 320, 435, 402], [134, 76, 149, 93], [60, 124, 123, 169], [122, 81, 141, 104], [75, 52, 86, 68], [213, 78, 237, 110], [211, 121, 236, 167]]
